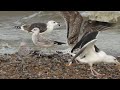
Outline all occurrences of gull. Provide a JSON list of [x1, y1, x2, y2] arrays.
[[17, 41, 31, 57], [31, 27, 66, 51], [16, 20, 60, 34], [68, 31, 120, 76]]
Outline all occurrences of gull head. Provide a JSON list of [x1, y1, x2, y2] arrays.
[[104, 55, 118, 63], [103, 55, 120, 70], [47, 20, 60, 30], [31, 28, 40, 34]]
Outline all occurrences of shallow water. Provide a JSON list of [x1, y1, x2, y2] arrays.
[[0, 11, 67, 54], [96, 29, 120, 57], [0, 11, 120, 56]]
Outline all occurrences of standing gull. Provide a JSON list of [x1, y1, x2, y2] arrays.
[[31, 28, 66, 52], [16, 20, 60, 34], [68, 31, 120, 76]]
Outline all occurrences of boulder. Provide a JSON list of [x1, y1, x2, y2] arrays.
[[81, 11, 120, 23]]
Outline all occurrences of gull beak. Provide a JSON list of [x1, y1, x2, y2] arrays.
[[31, 30, 34, 32], [58, 24, 61, 26]]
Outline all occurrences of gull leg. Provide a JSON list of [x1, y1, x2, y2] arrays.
[[90, 66, 95, 76], [92, 68, 104, 76], [90, 64, 104, 77]]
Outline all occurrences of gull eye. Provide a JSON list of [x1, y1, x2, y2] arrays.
[[114, 58, 117, 60]]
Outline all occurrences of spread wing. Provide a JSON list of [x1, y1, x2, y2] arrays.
[[60, 11, 83, 47], [71, 31, 99, 53], [82, 20, 115, 32], [60, 11, 116, 48], [71, 31, 90, 52], [71, 39, 97, 61]]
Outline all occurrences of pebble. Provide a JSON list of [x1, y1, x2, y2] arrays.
[[0, 52, 119, 79]]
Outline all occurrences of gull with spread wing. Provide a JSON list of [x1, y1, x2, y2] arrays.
[[68, 31, 120, 76]]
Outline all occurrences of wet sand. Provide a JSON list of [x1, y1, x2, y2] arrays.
[[0, 51, 120, 79]]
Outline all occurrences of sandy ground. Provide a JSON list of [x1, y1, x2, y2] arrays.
[[0, 51, 120, 79]]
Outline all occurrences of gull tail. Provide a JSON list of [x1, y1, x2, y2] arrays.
[[54, 41, 66, 45], [15, 26, 21, 29]]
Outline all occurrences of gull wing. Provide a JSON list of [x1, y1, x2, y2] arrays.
[[71, 31, 98, 53], [80, 31, 98, 48], [53, 41, 66, 45], [71, 31, 90, 52], [60, 11, 83, 46], [28, 23, 47, 33], [71, 39, 97, 61], [35, 34, 53, 47], [37, 34, 65, 47], [36, 39, 54, 48], [82, 20, 115, 32]]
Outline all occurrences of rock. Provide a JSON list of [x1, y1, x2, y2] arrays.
[[81, 11, 120, 23]]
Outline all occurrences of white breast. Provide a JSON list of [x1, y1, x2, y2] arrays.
[[32, 34, 39, 45]]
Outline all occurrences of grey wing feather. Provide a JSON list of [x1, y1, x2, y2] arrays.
[[82, 20, 115, 32], [29, 23, 47, 33], [38, 34, 66, 46], [37, 35, 53, 44], [71, 31, 98, 53], [71, 39, 97, 61], [71, 31, 90, 52]]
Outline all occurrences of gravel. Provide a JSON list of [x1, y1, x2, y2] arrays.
[[0, 51, 120, 79]]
